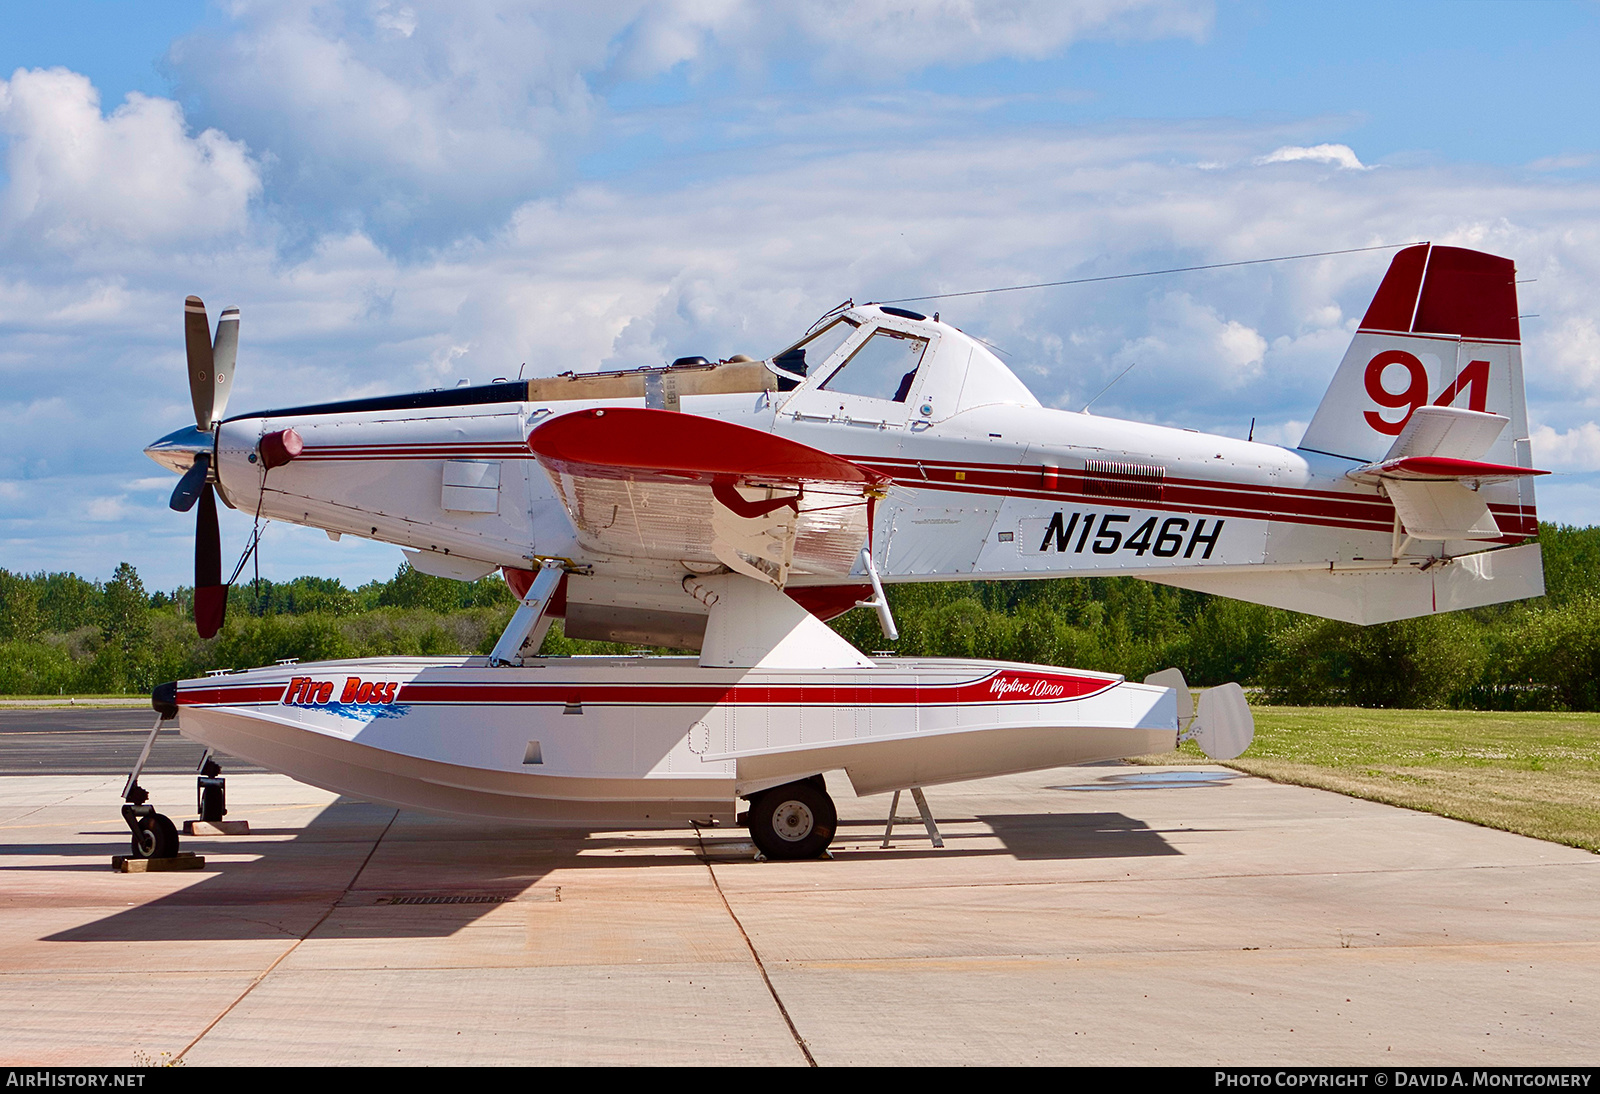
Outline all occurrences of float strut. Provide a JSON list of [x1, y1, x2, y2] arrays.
[[489, 558, 567, 667], [854, 547, 899, 642]]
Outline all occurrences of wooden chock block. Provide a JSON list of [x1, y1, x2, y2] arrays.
[[111, 852, 206, 873], [183, 819, 250, 836]]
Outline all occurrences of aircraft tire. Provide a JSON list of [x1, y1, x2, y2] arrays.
[[131, 813, 179, 859], [748, 780, 836, 860]]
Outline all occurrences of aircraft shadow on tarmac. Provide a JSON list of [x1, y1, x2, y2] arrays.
[[973, 812, 1183, 861], [31, 798, 1180, 944]]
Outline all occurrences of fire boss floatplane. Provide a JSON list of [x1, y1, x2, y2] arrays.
[[129, 244, 1546, 861]]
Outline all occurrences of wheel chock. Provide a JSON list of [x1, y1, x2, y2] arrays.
[[111, 852, 205, 873], [183, 819, 250, 835]]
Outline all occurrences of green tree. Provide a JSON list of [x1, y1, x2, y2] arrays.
[[377, 563, 471, 613], [37, 572, 99, 632], [1260, 614, 1486, 708], [100, 562, 150, 652], [0, 569, 42, 642]]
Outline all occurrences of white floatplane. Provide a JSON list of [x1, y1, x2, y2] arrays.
[[131, 243, 1545, 859]]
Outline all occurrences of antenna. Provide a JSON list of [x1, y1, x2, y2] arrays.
[[872, 241, 1423, 307], [1080, 361, 1138, 414]]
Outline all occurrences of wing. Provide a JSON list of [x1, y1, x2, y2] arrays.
[[527, 408, 888, 587]]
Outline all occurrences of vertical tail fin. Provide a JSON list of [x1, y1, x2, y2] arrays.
[[1299, 243, 1537, 539]]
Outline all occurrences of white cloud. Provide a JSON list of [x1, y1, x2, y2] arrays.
[[84, 495, 135, 522], [1527, 153, 1595, 172], [163, 1, 1213, 242], [1537, 315, 1600, 397], [8, 10, 1600, 585], [1109, 293, 1268, 392], [0, 67, 260, 252], [1256, 143, 1367, 170], [782, 0, 1213, 68], [1530, 423, 1600, 472]]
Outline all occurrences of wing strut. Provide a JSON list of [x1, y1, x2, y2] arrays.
[[489, 559, 568, 667]]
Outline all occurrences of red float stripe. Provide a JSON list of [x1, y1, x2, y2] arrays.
[[396, 670, 1116, 707], [177, 684, 290, 706]]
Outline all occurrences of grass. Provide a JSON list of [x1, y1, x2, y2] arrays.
[[1137, 706, 1600, 853]]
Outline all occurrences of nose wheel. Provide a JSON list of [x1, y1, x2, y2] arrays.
[[745, 778, 837, 860], [126, 806, 180, 859]]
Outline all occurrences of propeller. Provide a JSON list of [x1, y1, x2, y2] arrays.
[[184, 296, 238, 431], [173, 296, 239, 639]]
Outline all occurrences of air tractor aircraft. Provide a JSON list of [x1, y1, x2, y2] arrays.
[[129, 244, 1543, 860]]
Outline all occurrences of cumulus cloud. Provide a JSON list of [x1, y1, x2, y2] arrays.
[[1256, 143, 1367, 170], [777, 0, 1213, 67], [0, 67, 260, 252], [1107, 293, 1268, 396], [1530, 423, 1600, 472], [7, 4, 1600, 587], [164, 0, 1213, 242]]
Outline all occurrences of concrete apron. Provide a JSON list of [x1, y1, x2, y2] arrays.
[[1, 765, 1597, 1066]]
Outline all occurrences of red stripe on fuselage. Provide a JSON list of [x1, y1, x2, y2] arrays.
[[281, 442, 1538, 542]]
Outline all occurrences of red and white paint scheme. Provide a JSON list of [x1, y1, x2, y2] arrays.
[[138, 243, 1546, 859], [168, 652, 1176, 828]]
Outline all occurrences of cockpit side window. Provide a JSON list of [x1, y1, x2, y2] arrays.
[[819, 330, 929, 402], [771, 318, 858, 386]]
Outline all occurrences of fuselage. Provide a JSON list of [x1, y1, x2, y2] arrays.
[[145, 301, 1540, 633]]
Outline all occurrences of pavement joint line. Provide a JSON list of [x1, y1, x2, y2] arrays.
[[692, 823, 817, 1068], [172, 806, 400, 1064]]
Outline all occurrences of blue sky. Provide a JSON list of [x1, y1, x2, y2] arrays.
[[1, 1, 1597, 591]]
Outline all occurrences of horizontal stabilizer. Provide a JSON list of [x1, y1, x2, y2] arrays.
[[1382, 405, 1507, 462], [1350, 455, 1547, 484], [1346, 437, 1547, 542]]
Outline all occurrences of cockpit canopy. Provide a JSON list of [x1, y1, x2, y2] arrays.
[[770, 305, 1039, 421]]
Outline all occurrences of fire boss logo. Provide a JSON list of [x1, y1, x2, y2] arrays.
[[988, 675, 1067, 700], [282, 676, 398, 706]]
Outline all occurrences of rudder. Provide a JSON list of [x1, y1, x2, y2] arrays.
[[1299, 243, 1537, 539]]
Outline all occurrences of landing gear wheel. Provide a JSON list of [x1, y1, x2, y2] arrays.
[[131, 812, 179, 859], [747, 780, 837, 860]]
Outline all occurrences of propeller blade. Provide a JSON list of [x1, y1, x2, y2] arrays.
[[194, 484, 226, 639], [185, 295, 216, 431], [169, 453, 211, 512], [211, 306, 239, 424]]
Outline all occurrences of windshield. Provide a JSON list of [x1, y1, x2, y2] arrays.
[[772, 318, 858, 380]]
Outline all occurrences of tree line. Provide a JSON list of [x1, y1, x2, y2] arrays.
[[3, 523, 1598, 708]]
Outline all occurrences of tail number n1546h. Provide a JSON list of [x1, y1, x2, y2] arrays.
[[1027, 512, 1225, 558]]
